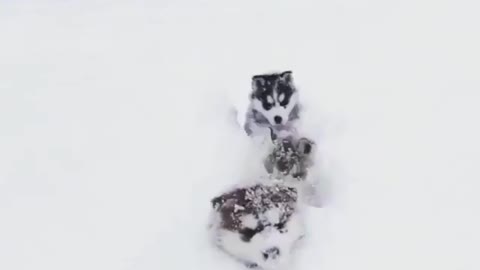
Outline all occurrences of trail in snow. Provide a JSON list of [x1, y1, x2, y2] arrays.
[[1, 1, 480, 270]]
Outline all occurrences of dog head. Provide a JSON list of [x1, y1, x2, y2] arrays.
[[250, 71, 299, 126], [264, 129, 316, 180], [211, 184, 303, 269]]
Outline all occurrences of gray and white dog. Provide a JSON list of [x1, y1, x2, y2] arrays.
[[262, 128, 321, 207], [209, 183, 305, 269], [264, 129, 316, 182], [244, 71, 301, 139]]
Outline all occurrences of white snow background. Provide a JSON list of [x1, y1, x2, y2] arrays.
[[1, 0, 480, 270]]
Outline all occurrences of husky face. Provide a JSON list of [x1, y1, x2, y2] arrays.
[[264, 131, 316, 181], [210, 184, 304, 269], [250, 71, 299, 127]]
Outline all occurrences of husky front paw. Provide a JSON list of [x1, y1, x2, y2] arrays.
[[244, 262, 258, 268]]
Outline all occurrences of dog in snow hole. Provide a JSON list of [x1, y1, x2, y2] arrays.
[[209, 183, 305, 270]]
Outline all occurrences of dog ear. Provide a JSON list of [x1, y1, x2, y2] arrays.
[[297, 138, 315, 155], [280, 71, 293, 84], [251, 76, 265, 92], [211, 193, 239, 210], [211, 195, 225, 210]]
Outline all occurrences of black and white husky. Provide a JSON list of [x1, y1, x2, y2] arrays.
[[244, 71, 301, 140]]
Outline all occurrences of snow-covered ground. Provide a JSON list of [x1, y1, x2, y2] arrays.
[[1, 1, 480, 270]]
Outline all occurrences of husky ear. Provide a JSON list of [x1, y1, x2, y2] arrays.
[[211, 193, 240, 210], [280, 71, 293, 84], [211, 195, 225, 210], [251, 76, 265, 92], [297, 138, 315, 155]]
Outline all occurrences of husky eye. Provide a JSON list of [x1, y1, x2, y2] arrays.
[[277, 83, 292, 107], [262, 102, 273, 111], [261, 95, 274, 110], [279, 96, 290, 107], [240, 224, 264, 242], [240, 228, 257, 242]]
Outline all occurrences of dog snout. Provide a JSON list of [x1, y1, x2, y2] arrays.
[[262, 247, 280, 260], [274, 115, 283, 124]]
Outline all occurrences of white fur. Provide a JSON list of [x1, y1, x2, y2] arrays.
[[264, 209, 281, 225], [210, 212, 305, 270], [241, 214, 259, 229], [267, 96, 274, 104]]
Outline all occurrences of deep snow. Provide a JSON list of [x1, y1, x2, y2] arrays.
[[1, 1, 480, 270]]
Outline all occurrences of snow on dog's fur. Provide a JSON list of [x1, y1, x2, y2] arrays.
[[262, 129, 320, 208], [208, 183, 305, 269], [264, 129, 316, 182]]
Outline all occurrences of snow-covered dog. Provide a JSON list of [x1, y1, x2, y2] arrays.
[[209, 183, 305, 269], [264, 129, 316, 182], [244, 71, 301, 139], [262, 129, 320, 207]]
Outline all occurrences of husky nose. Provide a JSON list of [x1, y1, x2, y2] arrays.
[[274, 116, 282, 124], [262, 247, 280, 260]]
